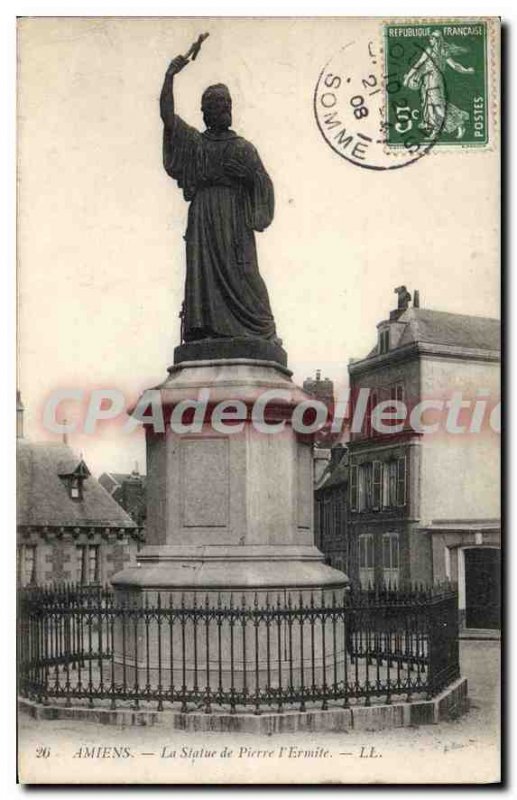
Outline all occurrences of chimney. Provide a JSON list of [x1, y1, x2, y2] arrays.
[[303, 371, 334, 405], [390, 285, 412, 320], [62, 418, 68, 446], [413, 290, 420, 308], [16, 390, 24, 439]]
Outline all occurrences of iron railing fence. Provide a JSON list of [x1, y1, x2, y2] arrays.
[[18, 583, 459, 714]]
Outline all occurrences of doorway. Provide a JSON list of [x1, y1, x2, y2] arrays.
[[464, 547, 500, 629]]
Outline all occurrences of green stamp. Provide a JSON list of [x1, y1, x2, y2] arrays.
[[384, 21, 488, 147]]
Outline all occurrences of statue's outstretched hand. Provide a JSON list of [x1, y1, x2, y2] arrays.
[[167, 55, 189, 76]]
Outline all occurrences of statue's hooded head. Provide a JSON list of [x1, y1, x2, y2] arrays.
[[201, 84, 232, 131]]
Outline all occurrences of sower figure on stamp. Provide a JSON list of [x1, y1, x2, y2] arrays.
[[160, 37, 279, 343], [403, 30, 475, 140]]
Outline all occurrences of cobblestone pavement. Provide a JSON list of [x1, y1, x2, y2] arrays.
[[18, 640, 500, 785]]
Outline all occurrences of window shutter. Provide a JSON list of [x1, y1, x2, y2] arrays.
[[365, 465, 370, 509], [372, 461, 382, 510], [350, 464, 358, 510], [358, 466, 365, 511], [389, 461, 397, 506], [397, 455, 407, 506]]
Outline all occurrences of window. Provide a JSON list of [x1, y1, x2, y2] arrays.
[[382, 463, 389, 508], [370, 391, 378, 437], [379, 459, 407, 509], [390, 383, 405, 404], [69, 477, 81, 500], [363, 394, 371, 438], [396, 456, 407, 506], [382, 533, 400, 587], [334, 490, 345, 538], [78, 545, 100, 584], [359, 534, 375, 589], [355, 463, 382, 512], [357, 463, 372, 511], [18, 545, 36, 586], [379, 329, 389, 354], [372, 461, 382, 510], [364, 391, 378, 438], [350, 464, 358, 511], [59, 459, 90, 501]]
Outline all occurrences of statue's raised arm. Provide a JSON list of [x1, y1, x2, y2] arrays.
[[159, 55, 189, 128], [160, 35, 279, 345]]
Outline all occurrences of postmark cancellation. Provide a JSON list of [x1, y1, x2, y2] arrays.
[[313, 18, 498, 170]]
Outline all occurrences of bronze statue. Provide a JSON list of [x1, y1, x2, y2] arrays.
[[160, 36, 278, 343]]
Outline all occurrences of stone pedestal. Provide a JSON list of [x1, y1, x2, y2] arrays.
[[110, 349, 349, 697]]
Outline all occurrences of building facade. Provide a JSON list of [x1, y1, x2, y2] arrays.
[[314, 444, 349, 574], [303, 370, 337, 459], [17, 436, 143, 587], [346, 291, 500, 629]]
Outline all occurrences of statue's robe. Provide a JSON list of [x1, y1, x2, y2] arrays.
[[163, 113, 277, 341]]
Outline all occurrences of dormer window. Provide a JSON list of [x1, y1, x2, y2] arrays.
[[59, 458, 90, 501], [69, 476, 82, 500], [379, 329, 390, 354]]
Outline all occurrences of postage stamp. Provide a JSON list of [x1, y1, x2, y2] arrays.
[[384, 21, 488, 148], [313, 18, 493, 170]]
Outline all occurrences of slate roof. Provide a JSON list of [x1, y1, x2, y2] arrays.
[[315, 448, 348, 492], [100, 472, 147, 492], [17, 440, 137, 529], [367, 308, 501, 359]]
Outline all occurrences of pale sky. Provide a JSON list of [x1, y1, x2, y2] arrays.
[[17, 17, 500, 476]]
